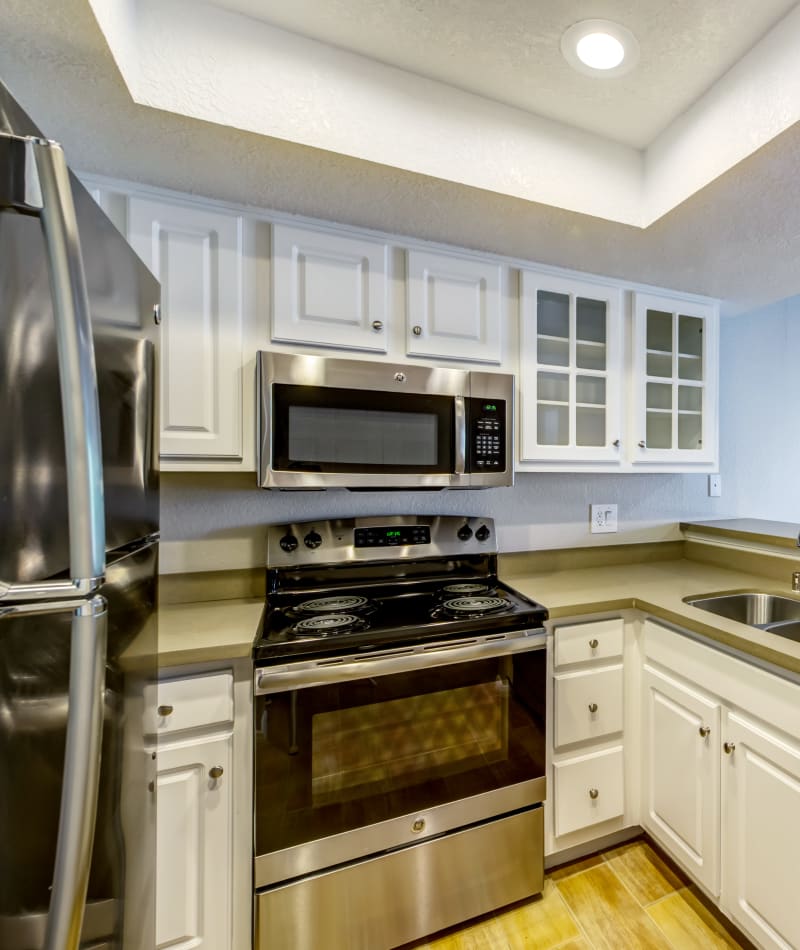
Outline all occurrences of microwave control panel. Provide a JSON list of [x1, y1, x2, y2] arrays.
[[466, 398, 506, 471]]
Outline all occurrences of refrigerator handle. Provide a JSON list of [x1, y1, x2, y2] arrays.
[[0, 133, 105, 602], [46, 597, 108, 950]]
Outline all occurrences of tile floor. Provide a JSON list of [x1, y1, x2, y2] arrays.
[[405, 838, 755, 950]]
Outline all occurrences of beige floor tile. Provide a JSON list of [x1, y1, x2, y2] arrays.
[[603, 840, 684, 906], [552, 941, 593, 950], [547, 853, 605, 882], [490, 880, 583, 948], [646, 887, 746, 949], [556, 864, 673, 950]]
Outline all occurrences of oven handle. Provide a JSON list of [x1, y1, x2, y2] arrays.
[[254, 630, 546, 694]]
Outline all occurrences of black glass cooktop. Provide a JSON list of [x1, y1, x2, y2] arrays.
[[254, 576, 548, 664]]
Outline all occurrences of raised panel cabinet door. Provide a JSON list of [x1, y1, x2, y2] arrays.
[[723, 711, 800, 950], [156, 735, 233, 950], [519, 271, 623, 464], [272, 224, 389, 352], [630, 292, 719, 468], [406, 250, 502, 363], [127, 198, 244, 459], [641, 665, 721, 895]]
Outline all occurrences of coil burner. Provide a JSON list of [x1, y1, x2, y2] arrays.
[[436, 596, 511, 619], [296, 595, 370, 614], [440, 583, 494, 597], [291, 614, 365, 637]]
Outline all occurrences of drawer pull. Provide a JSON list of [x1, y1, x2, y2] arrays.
[[723, 741, 736, 755], [589, 639, 599, 649], [157, 704, 174, 717], [588, 702, 598, 714], [209, 766, 224, 780], [699, 725, 711, 738], [588, 787, 599, 800]]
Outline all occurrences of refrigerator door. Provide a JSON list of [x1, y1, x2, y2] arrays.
[[0, 540, 158, 950], [0, 85, 159, 589]]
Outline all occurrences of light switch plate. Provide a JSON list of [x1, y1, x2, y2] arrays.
[[590, 504, 618, 533]]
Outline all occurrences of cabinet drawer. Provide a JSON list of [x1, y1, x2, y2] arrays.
[[145, 671, 234, 737], [554, 618, 623, 668], [555, 665, 623, 748], [554, 746, 624, 837]]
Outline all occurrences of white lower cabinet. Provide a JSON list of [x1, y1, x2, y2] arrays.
[[723, 710, 800, 949], [553, 746, 625, 837], [156, 734, 233, 949], [642, 619, 800, 949], [641, 665, 720, 895]]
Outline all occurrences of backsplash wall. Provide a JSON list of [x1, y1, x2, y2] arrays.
[[159, 471, 730, 573]]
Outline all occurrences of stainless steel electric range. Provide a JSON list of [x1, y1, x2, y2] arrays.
[[252, 516, 549, 950]]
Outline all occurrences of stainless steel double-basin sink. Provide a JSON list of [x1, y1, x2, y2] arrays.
[[683, 592, 800, 643]]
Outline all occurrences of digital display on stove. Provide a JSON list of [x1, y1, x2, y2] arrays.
[[354, 525, 431, 548]]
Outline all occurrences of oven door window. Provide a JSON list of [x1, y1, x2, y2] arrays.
[[271, 384, 455, 473], [254, 654, 545, 857]]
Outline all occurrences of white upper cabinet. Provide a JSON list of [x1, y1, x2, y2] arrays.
[[271, 224, 390, 352], [128, 197, 245, 460], [519, 273, 622, 464], [406, 250, 502, 363], [631, 293, 719, 465]]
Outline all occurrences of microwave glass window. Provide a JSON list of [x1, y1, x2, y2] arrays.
[[288, 406, 438, 466]]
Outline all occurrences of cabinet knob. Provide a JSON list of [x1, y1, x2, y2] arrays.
[[372, 320, 384, 332], [589, 638, 599, 649], [723, 741, 736, 755], [699, 725, 711, 738], [209, 766, 224, 780], [157, 704, 174, 717], [588, 702, 598, 714], [412, 325, 422, 336], [612, 439, 620, 448], [589, 788, 599, 800], [638, 440, 646, 449]]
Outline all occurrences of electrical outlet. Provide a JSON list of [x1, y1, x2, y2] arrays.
[[590, 503, 618, 534], [708, 474, 722, 497]]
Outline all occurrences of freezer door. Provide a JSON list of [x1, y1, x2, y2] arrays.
[[0, 540, 158, 950]]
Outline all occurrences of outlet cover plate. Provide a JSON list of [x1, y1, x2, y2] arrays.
[[591, 503, 618, 533]]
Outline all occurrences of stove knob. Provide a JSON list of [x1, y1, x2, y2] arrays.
[[279, 534, 298, 553], [457, 524, 473, 541], [475, 524, 491, 542], [304, 530, 323, 550]]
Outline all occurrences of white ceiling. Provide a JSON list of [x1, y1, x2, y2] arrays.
[[84, 0, 800, 226], [214, 0, 798, 149], [3, 0, 800, 316]]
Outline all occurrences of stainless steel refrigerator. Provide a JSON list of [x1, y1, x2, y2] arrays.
[[0, 81, 159, 950]]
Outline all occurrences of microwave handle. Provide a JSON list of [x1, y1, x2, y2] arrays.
[[454, 395, 466, 475]]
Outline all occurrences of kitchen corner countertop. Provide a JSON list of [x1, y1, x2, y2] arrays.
[[500, 555, 800, 677], [680, 518, 800, 548], [157, 598, 264, 668]]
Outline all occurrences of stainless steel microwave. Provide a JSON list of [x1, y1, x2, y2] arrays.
[[257, 352, 514, 489]]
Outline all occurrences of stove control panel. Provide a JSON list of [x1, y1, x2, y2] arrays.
[[354, 525, 431, 548]]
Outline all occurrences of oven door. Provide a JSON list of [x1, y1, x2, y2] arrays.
[[253, 644, 546, 888]]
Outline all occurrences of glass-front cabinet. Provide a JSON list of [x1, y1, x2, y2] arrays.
[[519, 273, 623, 464], [631, 293, 718, 465]]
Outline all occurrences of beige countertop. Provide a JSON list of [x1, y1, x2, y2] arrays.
[[500, 553, 800, 677], [681, 518, 800, 548]]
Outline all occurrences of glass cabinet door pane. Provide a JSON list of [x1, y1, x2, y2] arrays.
[[576, 407, 605, 446], [576, 298, 606, 343], [646, 310, 673, 352], [537, 404, 569, 445], [678, 414, 703, 450], [576, 376, 606, 405], [646, 413, 672, 449], [538, 337, 569, 366], [646, 352, 672, 377], [678, 315, 703, 380], [646, 382, 672, 411], [678, 386, 702, 412], [576, 342, 606, 371], [538, 372, 569, 403], [537, 291, 570, 338]]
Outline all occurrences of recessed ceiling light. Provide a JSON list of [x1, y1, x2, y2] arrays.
[[561, 20, 640, 77]]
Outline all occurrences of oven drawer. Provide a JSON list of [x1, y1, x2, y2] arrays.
[[553, 746, 624, 837], [554, 664, 624, 748], [255, 807, 543, 950], [554, 618, 623, 668], [144, 670, 233, 737]]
